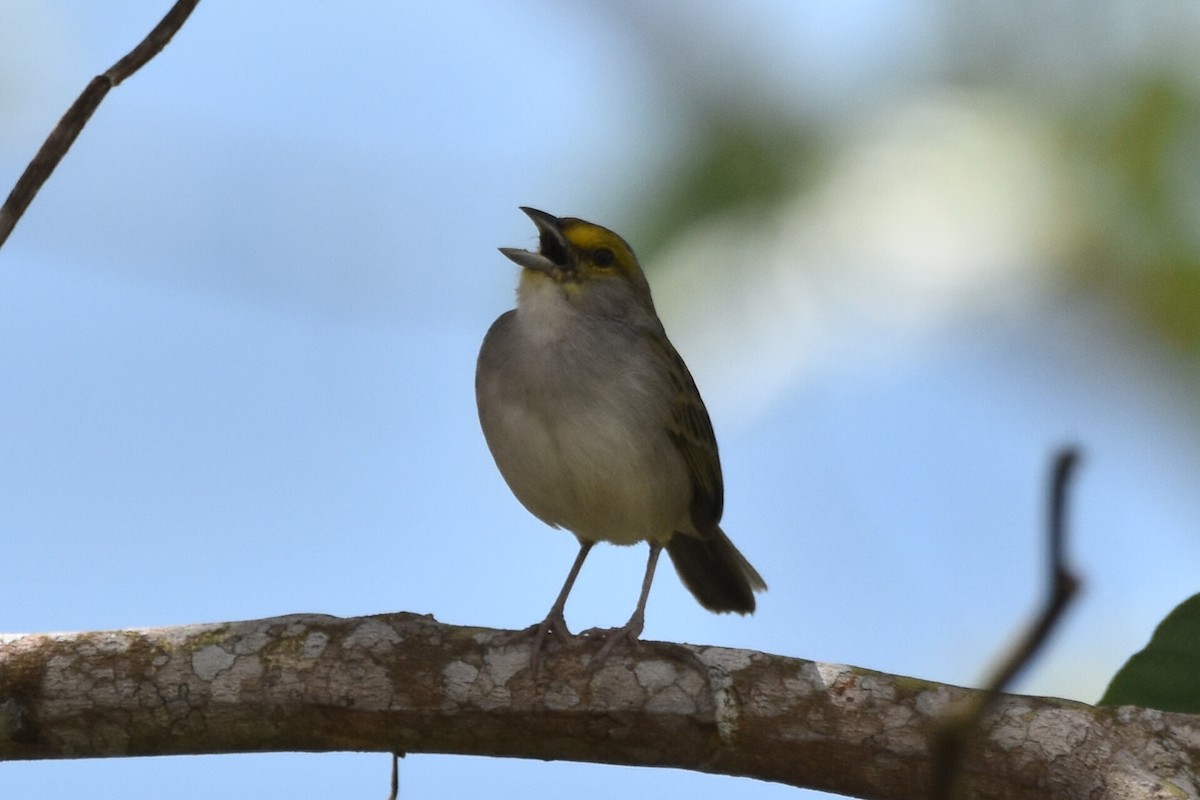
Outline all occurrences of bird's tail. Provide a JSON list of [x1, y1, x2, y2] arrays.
[[666, 526, 766, 614]]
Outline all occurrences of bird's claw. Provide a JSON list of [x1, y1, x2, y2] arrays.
[[581, 618, 645, 671], [501, 608, 573, 679]]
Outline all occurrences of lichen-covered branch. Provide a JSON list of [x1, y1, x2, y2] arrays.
[[0, 612, 1195, 798]]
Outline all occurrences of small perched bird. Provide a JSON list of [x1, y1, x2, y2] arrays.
[[476, 207, 765, 671]]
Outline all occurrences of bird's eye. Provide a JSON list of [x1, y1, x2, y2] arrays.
[[592, 248, 615, 267]]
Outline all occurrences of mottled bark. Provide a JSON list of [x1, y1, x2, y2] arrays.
[[0, 613, 1195, 798]]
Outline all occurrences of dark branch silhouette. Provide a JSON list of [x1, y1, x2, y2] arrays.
[[933, 446, 1084, 799], [0, 0, 200, 250]]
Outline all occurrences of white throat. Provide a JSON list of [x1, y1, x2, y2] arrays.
[[516, 273, 576, 342]]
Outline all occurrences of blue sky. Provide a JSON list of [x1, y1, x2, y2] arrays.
[[3, 2, 1200, 798]]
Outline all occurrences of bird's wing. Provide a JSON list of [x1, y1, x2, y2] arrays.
[[646, 332, 724, 531]]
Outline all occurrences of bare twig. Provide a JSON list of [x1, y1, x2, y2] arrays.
[[0, 0, 201, 251], [387, 753, 400, 800], [932, 446, 1084, 799]]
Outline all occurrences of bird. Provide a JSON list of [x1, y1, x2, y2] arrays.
[[475, 207, 765, 673]]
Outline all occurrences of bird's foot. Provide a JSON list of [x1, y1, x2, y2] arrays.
[[581, 614, 645, 671], [500, 608, 572, 678]]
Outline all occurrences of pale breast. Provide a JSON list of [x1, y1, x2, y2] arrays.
[[477, 301, 692, 545]]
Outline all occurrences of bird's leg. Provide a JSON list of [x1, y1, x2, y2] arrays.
[[586, 542, 663, 668], [504, 540, 593, 677]]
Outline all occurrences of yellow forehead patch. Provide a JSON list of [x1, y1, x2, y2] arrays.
[[559, 219, 638, 268]]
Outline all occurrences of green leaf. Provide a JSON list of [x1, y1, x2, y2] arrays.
[[1099, 593, 1200, 711]]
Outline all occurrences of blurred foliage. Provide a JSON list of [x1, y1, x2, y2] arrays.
[[632, 113, 823, 264], [620, 3, 1200, 355], [936, 9, 1200, 357], [1100, 593, 1200, 712], [1067, 74, 1200, 353]]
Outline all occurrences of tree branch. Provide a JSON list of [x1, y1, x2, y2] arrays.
[[1, 612, 1195, 799], [0, 0, 201, 251], [934, 446, 1084, 798]]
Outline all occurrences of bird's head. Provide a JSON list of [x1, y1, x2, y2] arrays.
[[500, 207, 656, 318]]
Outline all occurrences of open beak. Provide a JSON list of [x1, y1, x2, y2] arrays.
[[499, 207, 570, 275]]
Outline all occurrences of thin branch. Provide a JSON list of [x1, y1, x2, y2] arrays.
[[933, 446, 1084, 799], [0, 0, 201, 251], [980, 446, 1082, 695], [387, 753, 400, 800]]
